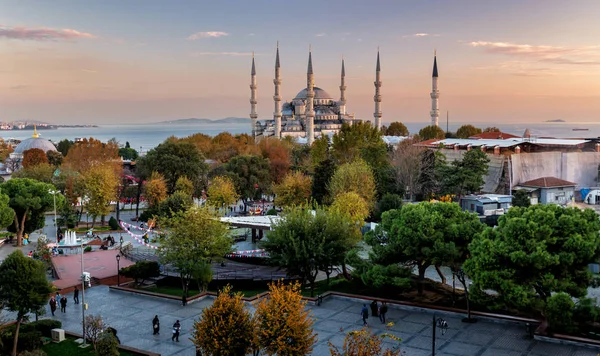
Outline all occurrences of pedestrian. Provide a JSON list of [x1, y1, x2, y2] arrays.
[[49, 297, 57, 316], [370, 300, 379, 318], [171, 320, 181, 342], [56, 291, 61, 301], [361, 304, 369, 326], [60, 296, 67, 313], [152, 315, 160, 335], [181, 294, 187, 306], [73, 286, 79, 305], [379, 302, 388, 324]]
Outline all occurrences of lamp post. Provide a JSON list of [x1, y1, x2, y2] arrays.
[[48, 190, 58, 241], [81, 236, 87, 347], [116, 254, 121, 286], [431, 315, 448, 356]]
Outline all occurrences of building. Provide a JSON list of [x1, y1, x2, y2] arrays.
[[460, 194, 512, 216], [250, 46, 383, 144], [514, 177, 576, 205], [6, 126, 58, 172]]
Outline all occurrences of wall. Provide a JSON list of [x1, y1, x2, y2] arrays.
[[511, 152, 600, 188], [540, 186, 575, 205]]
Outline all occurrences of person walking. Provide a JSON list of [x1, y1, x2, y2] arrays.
[[172, 320, 181, 342], [361, 304, 369, 326], [73, 286, 79, 305], [370, 300, 379, 318], [49, 297, 57, 316], [152, 315, 160, 335], [60, 296, 67, 313], [379, 302, 388, 324]]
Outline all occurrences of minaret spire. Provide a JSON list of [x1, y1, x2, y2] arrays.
[[339, 56, 347, 115], [430, 50, 440, 126], [305, 46, 315, 145], [250, 52, 258, 138], [273, 42, 282, 139], [32, 124, 39, 138], [373, 48, 382, 130]]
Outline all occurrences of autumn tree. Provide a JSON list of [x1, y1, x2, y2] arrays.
[[46, 150, 63, 167], [12, 163, 55, 184], [180, 133, 213, 156], [159, 206, 232, 297], [254, 281, 316, 356], [224, 155, 271, 201], [83, 163, 121, 226], [56, 139, 74, 156], [174, 176, 194, 196], [193, 285, 255, 356], [1, 178, 59, 246], [418, 125, 445, 140], [207, 176, 239, 208], [329, 328, 402, 356], [329, 160, 376, 210], [273, 171, 312, 208], [385, 121, 409, 137], [331, 192, 369, 225], [456, 124, 482, 139], [144, 172, 168, 209], [63, 137, 120, 174], [259, 138, 292, 184], [22, 148, 48, 168], [0, 139, 14, 162], [210, 132, 242, 162]]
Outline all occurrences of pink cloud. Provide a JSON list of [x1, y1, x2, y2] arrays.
[[0, 25, 96, 41], [468, 41, 600, 65], [187, 31, 229, 40]]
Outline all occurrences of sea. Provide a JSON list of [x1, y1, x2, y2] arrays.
[[1, 121, 599, 152]]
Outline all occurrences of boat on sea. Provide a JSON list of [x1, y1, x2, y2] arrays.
[[572, 128, 589, 131]]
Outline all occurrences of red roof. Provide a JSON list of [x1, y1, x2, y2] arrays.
[[470, 132, 520, 140], [414, 139, 443, 147], [519, 177, 577, 188]]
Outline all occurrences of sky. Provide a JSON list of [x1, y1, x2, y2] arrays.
[[1, 0, 600, 125]]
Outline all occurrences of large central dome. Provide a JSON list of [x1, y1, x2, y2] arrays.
[[13, 130, 57, 154], [294, 87, 333, 100]]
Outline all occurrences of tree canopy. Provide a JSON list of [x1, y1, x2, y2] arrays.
[[22, 148, 48, 168], [328, 160, 376, 210], [441, 149, 489, 197], [273, 171, 312, 208], [456, 124, 482, 138], [144, 172, 168, 209], [207, 176, 239, 208], [63, 137, 119, 174], [418, 125, 445, 140], [385, 121, 409, 136], [224, 155, 271, 200]]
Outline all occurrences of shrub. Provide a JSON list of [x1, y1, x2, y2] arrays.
[[265, 208, 277, 216], [18, 331, 42, 352], [573, 297, 600, 325], [31, 319, 62, 337], [84, 246, 93, 252], [119, 260, 161, 286], [95, 331, 119, 356], [108, 217, 120, 231], [19, 350, 47, 356], [546, 293, 575, 332]]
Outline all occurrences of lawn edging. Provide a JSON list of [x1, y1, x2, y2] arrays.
[[63, 330, 160, 356], [109, 284, 270, 304]]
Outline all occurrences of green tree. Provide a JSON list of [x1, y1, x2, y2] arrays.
[[156, 190, 193, 219], [137, 141, 208, 194], [83, 163, 120, 226], [118, 147, 139, 161], [465, 205, 600, 314], [442, 149, 489, 197], [385, 121, 409, 136], [331, 122, 384, 164], [56, 139, 73, 157], [45, 151, 63, 167], [328, 160, 376, 210], [159, 206, 232, 298], [417, 150, 447, 200], [373, 193, 403, 221], [1, 178, 59, 246], [119, 261, 161, 286], [0, 251, 53, 356], [512, 189, 531, 207], [311, 158, 335, 205], [367, 202, 484, 295], [273, 171, 312, 208], [418, 125, 445, 140], [456, 124, 482, 138], [224, 155, 271, 201], [193, 285, 255, 356], [309, 135, 330, 169], [174, 176, 194, 196], [11, 163, 55, 184], [0, 193, 15, 230], [331, 192, 369, 225], [483, 126, 501, 132]]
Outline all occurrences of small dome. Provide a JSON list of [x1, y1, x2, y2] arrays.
[[294, 87, 333, 100], [14, 136, 57, 154]]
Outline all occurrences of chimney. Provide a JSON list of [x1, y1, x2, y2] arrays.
[[480, 145, 486, 152], [515, 146, 521, 154], [494, 145, 500, 155]]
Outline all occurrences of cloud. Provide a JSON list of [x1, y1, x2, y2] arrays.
[[187, 31, 229, 40], [403, 33, 439, 38], [9, 85, 28, 90], [0, 25, 96, 41], [191, 52, 254, 57], [473, 60, 589, 77], [248, 33, 255, 36], [468, 41, 600, 65], [316, 33, 326, 37]]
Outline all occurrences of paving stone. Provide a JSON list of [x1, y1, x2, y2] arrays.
[[480, 349, 525, 356], [528, 342, 573, 356], [452, 330, 496, 345], [440, 341, 484, 355]]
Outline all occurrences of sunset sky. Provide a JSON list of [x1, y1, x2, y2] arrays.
[[1, 0, 600, 125]]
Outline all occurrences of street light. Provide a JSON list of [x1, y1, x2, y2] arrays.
[[431, 315, 448, 356], [48, 190, 58, 241], [116, 254, 121, 286], [81, 235, 87, 347]]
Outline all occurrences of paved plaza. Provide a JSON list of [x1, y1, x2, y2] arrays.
[[36, 286, 599, 356]]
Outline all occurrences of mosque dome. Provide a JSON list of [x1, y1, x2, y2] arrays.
[[13, 129, 57, 154], [294, 87, 333, 100]]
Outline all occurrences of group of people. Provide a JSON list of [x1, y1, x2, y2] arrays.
[[48, 287, 80, 316], [360, 300, 389, 326], [152, 316, 181, 342]]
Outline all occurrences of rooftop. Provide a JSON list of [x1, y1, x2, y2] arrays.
[[519, 176, 577, 188], [470, 131, 520, 140], [461, 194, 513, 203]]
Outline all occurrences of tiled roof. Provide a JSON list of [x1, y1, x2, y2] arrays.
[[470, 132, 520, 140], [519, 176, 577, 188]]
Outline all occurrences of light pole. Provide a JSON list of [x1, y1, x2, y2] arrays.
[[81, 235, 87, 347], [431, 315, 448, 356], [116, 254, 121, 286], [49, 190, 58, 241]]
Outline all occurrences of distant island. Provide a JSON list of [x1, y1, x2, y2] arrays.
[[155, 117, 249, 125], [0, 122, 98, 131], [545, 119, 566, 123]]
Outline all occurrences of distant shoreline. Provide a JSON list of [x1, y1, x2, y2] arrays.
[[0, 125, 98, 131]]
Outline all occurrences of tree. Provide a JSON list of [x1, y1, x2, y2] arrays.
[[465, 205, 600, 314], [224, 155, 271, 201], [83, 314, 106, 351], [391, 138, 425, 201], [174, 176, 194, 196], [83, 163, 120, 226], [1, 178, 59, 246], [329, 328, 402, 356], [119, 261, 161, 286], [0, 138, 14, 162], [259, 138, 292, 184], [331, 122, 384, 164], [56, 139, 73, 157], [254, 281, 316, 356], [374, 193, 403, 221], [63, 137, 120, 174], [144, 172, 168, 209], [512, 189, 531, 207], [442, 149, 489, 197], [118, 147, 138, 161], [137, 141, 208, 194], [311, 158, 335, 205], [156, 191, 193, 220], [328, 160, 376, 210], [96, 331, 120, 356], [45, 151, 63, 167], [273, 171, 312, 208], [193, 285, 255, 356], [309, 135, 330, 169], [456, 124, 482, 138], [483, 126, 501, 132], [159, 206, 232, 298], [207, 176, 239, 208], [22, 148, 48, 168], [11, 163, 55, 184], [367, 202, 484, 295], [331, 192, 369, 225], [418, 125, 445, 140], [0, 251, 53, 356], [416, 149, 447, 200], [385, 122, 409, 136], [0, 193, 15, 235]]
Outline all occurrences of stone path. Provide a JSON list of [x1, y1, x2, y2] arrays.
[[38, 286, 599, 356]]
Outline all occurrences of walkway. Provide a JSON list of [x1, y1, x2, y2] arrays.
[[39, 286, 598, 356]]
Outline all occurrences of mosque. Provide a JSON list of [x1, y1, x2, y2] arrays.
[[7, 126, 57, 172], [249, 45, 440, 143]]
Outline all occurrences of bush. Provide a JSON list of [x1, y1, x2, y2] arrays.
[[266, 208, 277, 216], [84, 246, 92, 253], [18, 331, 43, 352], [573, 297, 600, 325], [19, 350, 47, 356], [108, 217, 120, 231], [120, 260, 161, 285], [138, 209, 154, 222], [546, 293, 575, 332], [96, 331, 120, 356], [31, 319, 62, 337]]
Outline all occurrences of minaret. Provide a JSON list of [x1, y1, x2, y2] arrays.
[[249, 52, 258, 138], [339, 56, 347, 115], [305, 47, 315, 145], [373, 48, 382, 130], [430, 51, 440, 127], [273, 42, 282, 139]]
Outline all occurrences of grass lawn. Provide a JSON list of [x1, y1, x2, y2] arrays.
[[42, 337, 133, 356], [145, 285, 267, 298], [75, 226, 116, 233]]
